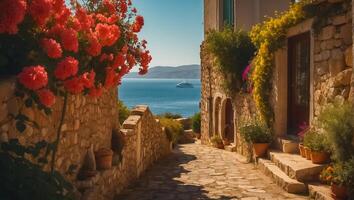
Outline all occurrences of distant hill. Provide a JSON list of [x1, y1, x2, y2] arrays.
[[125, 65, 200, 79]]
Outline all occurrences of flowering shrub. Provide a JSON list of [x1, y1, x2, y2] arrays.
[[0, 0, 151, 108]]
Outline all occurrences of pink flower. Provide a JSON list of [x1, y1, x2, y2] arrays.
[[18, 66, 48, 90], [242, 64, 251, 81]]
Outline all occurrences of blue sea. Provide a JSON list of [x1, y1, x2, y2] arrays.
[[119, 79, 201, 117]]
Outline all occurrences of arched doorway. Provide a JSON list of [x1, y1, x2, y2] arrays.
[[213, 97, 222, 136], [223, 98, 234, 143]]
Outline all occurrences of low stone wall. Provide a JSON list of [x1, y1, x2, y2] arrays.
[[78, 105, 171, 200], [0, 78, 170, 199]]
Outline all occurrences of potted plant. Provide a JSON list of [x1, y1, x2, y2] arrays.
[[211, 135, 224, 149], [320, 160, 354, 199], [240, 121, 272, 157], [303, 130, 316, 160], [297, 123, 309, 158], [308, 133, 330, 164]]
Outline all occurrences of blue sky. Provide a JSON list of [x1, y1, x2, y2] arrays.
[[134, 0, 203, 67]]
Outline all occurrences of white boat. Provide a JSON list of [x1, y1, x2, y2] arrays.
[[176, 81, 194, 88]]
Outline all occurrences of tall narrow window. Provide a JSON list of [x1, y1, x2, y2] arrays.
[[223, 0, 234, 27]]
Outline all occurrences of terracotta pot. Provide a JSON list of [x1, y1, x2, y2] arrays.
[[331, 184, 348, 199], [304, 147, 312, 160], [311, 151, 330, 164], [299, 144, 306, 158], [253, 143, 270, 157], [95, 148, 113, 170]]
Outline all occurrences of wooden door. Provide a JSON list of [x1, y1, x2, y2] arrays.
[[225, 98, 234, 143], [287, 32, 311, 134]]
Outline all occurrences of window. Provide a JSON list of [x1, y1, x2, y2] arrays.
[[222, 0, 234, 27]]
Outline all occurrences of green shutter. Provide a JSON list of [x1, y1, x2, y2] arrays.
[[223, 0, 234, 26]]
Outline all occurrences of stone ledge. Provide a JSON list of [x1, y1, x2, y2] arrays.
[[269, 151, 325, 182], [120, 129, 136, 137], [257, 158, 307, 194], [122, 115, 141, 129], [309, 184, 334, 200], [130, 105, 149, 116]]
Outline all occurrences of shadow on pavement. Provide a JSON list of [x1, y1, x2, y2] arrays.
[[115, 145, 237, 200]]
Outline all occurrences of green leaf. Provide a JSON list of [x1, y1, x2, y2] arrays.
[[16, 121, 26, 133]]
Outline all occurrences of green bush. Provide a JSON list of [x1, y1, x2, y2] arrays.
[[157, 112, 182, 119], [303, 130, 330, 152], [318, 102, 354, 162], [205, 27, 256, 93], [191, 112, 201, 133], [159, 118, 184, 144], [239, 120, 272, 144], [118, 100, 130, 124]]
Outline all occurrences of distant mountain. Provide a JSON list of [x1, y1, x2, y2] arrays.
[[125, 65, 200, 79]]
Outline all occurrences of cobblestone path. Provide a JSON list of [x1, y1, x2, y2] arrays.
[[116, 143, 308, 200]]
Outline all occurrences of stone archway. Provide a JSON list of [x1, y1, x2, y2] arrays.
[[213, 96, 222, 136], [220, 98, 235, 143]]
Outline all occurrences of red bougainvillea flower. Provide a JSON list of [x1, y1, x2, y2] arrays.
[[0, 0, 27, 34], [86, 34, 102, 56], [107, 15, 119, 24], [100, 53, 114, 62], [64, 77, 84, 94], [41, 38, 62, 58], [54, 6, 70, 26], [89, 85, 103, 98], [55, 57, 79, 80], [103, 0, 116, 14], [29, 0, 52, 27], [37, 89, 56, 107], [132, 15, 144, 33], [126, 54, 136, 68], [18, 66, 48, 90], [81, 70, 96, 89], [119, 0, 128, 16], [60, 28, 79, 52], [95, 23, 121, 47], [140, 50, 152, 68], [76, 7, 94, 31], [112, 53, 125, 69]]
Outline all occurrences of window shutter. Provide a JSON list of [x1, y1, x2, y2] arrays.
[[223, 0, 234, 26]]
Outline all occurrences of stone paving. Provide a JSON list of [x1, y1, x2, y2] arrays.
[[116, 143, 308, 200]]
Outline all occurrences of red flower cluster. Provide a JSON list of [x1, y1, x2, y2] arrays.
[[132, 16, 144, 33], [41, 38, 62, 58], [0, 0, 27, 34], [55, 57, 79, 80], [18, 66, 48, 90], [8, 0, 152, 107], [29, 0, 52, 27], [37, 89, 56, 107]]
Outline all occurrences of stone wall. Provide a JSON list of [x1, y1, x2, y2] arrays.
[[312, 7, 353, 118], [78, 105, 171, 200], [0, 78, 170, 199], [200, 44, 255, 158]]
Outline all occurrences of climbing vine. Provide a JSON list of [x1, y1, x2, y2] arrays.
[[205, 27, 255, 95], [249, 1, 311, 127]]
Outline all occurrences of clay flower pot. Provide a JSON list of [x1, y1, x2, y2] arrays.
[[253, 143, 270, 157], [214, 142, 224, 149], [311, 151, 330, 164], [331, 184, 348, 199], [95, 148, 113, 170], [304, 147, 312, 160], [299, 143, 306, 158]]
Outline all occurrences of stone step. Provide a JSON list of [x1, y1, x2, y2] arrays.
[[224, 144, 236, 152], [257, 158, 307, 194], [269, 151, 325, 182], [309, 184, 334, 200]]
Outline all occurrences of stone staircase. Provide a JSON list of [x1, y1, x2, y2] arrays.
[[256, 139, 333, 199]]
